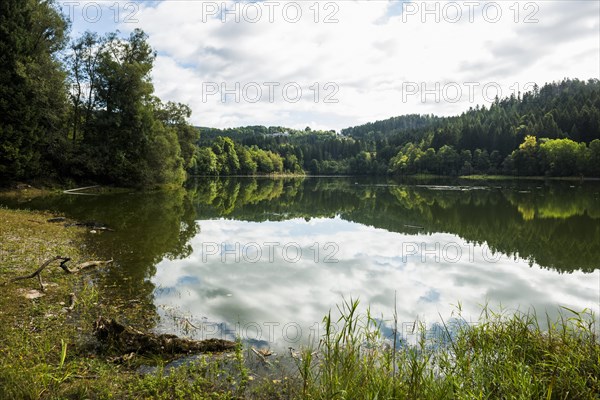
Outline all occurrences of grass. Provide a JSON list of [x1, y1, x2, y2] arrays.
[[0, 206, 598, 399], [294, 299, 599, 399]]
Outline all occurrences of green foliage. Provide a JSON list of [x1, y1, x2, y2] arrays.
[[61, 29, 196, 187], [389, 135, 600, 177], [539, 138, 586, 176], [0, 0, 68, 181], [197, 127, 369, 175], [192, 137, 290, 175], [197, 79, 599, 178], [0, 3, 197, 188], [503, 136, 597, 177], [371, 79, 600, 177]]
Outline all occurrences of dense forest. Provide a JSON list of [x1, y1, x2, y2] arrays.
[[1, 1, 599, 187], [0, 0, 197, 187], [195, 79, 600, 178]]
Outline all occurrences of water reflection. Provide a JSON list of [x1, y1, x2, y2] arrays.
[[150, 177, 599, 347], [187, 177, 600, 273], [151, 216, 597, 348], [1, 178, 598, 344]]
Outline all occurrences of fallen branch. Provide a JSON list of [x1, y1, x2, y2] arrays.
[[94, 317, 237, 355], [65, 221, 114, 231], [2, 256, 112, 290], [2, 256, 70, 291]]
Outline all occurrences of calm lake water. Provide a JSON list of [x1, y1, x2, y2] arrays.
[[2, 177, 599, 348]]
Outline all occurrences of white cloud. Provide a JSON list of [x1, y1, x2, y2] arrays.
[[151, 217, 598, 348], [92, 0, 600, 130]]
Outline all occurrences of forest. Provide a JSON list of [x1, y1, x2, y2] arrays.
[[195, 79, 600, 178], [0, 0, 198, 188], [1, 0, 599, 187]]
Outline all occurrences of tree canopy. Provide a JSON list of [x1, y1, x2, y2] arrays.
[[0, 1, 197, 187]]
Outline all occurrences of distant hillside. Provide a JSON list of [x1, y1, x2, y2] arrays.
[[193, 78, 600, 177], [340, 78, 600, 157], [341, 114, 440, 138]]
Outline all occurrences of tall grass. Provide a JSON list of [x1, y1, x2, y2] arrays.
[[295, 300, 599, 399]]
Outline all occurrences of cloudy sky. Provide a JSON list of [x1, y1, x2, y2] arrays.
[[64, 0, 600, 131]]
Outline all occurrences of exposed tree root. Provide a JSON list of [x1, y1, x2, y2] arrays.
[[94, 317, 237, 355]]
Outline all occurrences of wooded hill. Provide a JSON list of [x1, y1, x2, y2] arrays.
[[194, 79, 600, 177]]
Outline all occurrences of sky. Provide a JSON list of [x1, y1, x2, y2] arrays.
[[61, 0, 600, 131]]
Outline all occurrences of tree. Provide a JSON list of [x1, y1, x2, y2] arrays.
[[195, 147, 218, 175], [211, 137, 240, 175], [538, 138, 584, 176], [512, 135, 540, 176], [309, 159, 320, 175], [438, 145, 460, 175], [421, 148, 439, 174], [67, 31, 102, 143], [473, 149, 490, 173], [64, 29, 190, 187], [587, 139, 600, 177], [236, 145, 257, 175], [153, 100, 199, 169], [350, 151, 372, 174], [0, 0, 68, 180], [267, 151, 284, 173]]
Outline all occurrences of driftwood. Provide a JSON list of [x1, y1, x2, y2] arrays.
[[2, 256, 113, 290], [94, 317, 237, 355], [63, 185, 100, 195], [68, 259, 113, 274], [251, 347, 273, 366]]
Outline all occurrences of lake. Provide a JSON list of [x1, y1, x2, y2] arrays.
[[2, 177, 599, 349]]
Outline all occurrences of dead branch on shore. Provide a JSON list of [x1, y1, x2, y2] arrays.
[[2, 256, 113, 291], [94, 317, 237, 356]]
